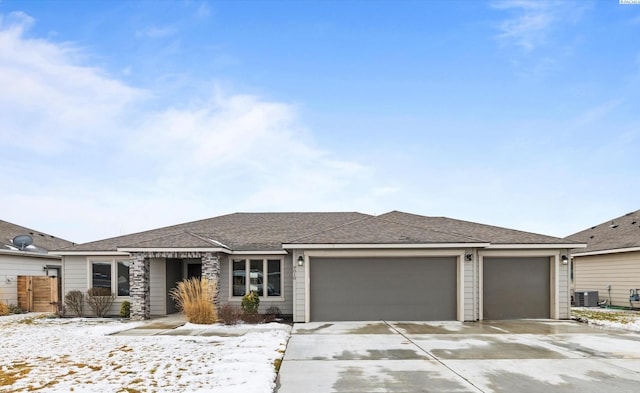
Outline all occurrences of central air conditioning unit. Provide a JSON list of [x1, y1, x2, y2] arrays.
[[575, 291, 599, 307]]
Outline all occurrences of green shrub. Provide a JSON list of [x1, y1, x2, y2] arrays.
[[169, 277, 217, 324], [64, 290, 84, 317], [86, 287, 116, 317], [241, 291, 260, 315], [120, 301, 131, 318]]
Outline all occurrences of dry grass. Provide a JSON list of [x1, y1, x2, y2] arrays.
[[0, 288, 8, 316], [572, 308, 638, 324], [169, 277, 217, 324]]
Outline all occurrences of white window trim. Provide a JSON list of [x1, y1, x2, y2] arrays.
[[228, 256, 285, 301], [87, 257, 131, 298]]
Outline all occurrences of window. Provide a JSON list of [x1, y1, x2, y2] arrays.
[[92, 262, 111, 290], [90, 259, 129, 296], [117, 261, 130, 296], [231, 257, 282, 298]]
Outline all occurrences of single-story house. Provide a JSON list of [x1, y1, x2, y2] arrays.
[[53, 211, 584, 322], [567, 209, 640, 307], [1, 219, 75, 309]]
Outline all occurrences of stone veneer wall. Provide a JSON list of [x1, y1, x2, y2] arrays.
[[129, 253, 150, 320], [201, 252, 221, 305]]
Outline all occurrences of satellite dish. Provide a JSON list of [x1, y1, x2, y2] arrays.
[[12, 235, 33, 250]]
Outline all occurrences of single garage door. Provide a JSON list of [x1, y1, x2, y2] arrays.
[[310, 257, 457, 321], [483, 257, 550, 319]]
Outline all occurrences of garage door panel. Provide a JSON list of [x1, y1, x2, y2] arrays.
[[310, 257, 457, 321], [483, 257, 550, 320]]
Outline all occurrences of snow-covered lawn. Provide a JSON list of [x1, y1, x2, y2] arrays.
[[572, 307, 640, 332], [0, 313, 290, 392]]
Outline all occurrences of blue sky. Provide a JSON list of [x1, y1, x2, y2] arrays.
[[1, 0, 639, 243]]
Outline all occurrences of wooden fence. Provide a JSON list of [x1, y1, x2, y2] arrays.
[[17, 276, 59, 312]]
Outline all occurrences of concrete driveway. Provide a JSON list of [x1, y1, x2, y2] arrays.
[[276, 320, 640, 393]]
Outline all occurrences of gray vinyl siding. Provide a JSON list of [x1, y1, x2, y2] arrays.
[[464, 249, 475, 321], [559, 250, 570, 319], [0, 254, 60, 306], [292, 250, 305, 322], [219, 254, 293, 315], [61, 255, 89, 296], [61, 255, 130, 317], [574, 251, 640, 308], [150, 258, 166, 316]]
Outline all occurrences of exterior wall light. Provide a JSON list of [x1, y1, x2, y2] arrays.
[[561, 255, 568, 265], [465, 254, 473, 261], [297, 255, 304, 267]]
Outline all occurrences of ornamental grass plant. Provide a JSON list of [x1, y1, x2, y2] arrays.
[[169, 277, 217, 324]]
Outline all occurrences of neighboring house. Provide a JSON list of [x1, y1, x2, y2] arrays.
[[567, 209, 640, 307], [53, 211, 583, 322], [0, 220, 75, 307]]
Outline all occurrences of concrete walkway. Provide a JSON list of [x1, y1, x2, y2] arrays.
[[276, 320, 640, 393]]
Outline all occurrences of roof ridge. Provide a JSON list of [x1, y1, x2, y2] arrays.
[[286, 214, 375, 243], [187, 232, 231, 249]]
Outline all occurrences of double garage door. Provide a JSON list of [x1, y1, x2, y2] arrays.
[[310, 257, 457, 321], [309, 256, 551, 321]]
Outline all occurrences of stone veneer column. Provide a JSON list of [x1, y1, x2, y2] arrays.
[[129, 252, 150, 320], [201, 252, 220, 305]]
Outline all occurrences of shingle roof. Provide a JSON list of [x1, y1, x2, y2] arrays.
[[287, 215, 486, 244], [0, 219, 75, 253], [378, 211, 574, 244], [57, 212, 370, 252], [57, 210, 577, 253], [566, 209, 640, 254]]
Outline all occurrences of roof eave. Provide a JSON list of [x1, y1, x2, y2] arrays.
[[51, 251, 130, 256], [0, 249, 62, 259], [572, 246, 640, 257]]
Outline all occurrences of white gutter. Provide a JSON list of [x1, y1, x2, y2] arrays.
[[117, 247, 232, 253], [0, 249, 62, 259], [230, 250, 288, 255], [572, 246, 640, 257], [282, 243, 490, 249], [51, 251, 130, 256], [486, 243, 586, 249]]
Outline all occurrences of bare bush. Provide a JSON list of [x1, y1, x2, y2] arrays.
[[64, 290, 84, 317], [218, 303, 242, 325], [86, 287, 115, 317]]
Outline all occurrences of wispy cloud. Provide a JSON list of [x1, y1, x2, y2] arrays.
[[135, 25, 177, 39], [492, 0, 555, 52], [491, 0, 589, 53], [0, 12, 383, 242]]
